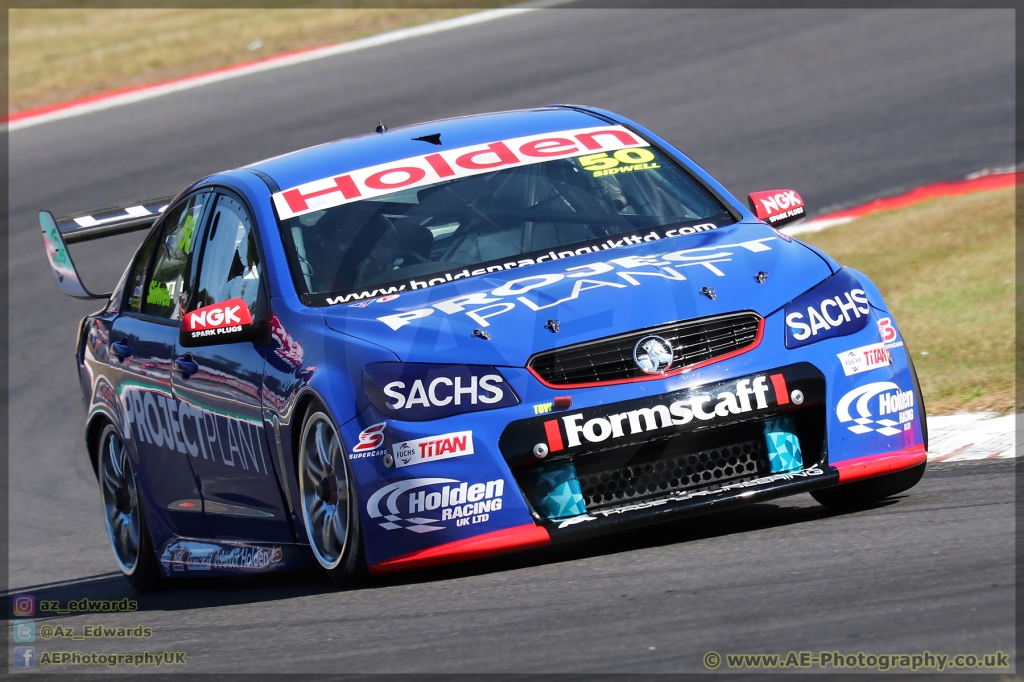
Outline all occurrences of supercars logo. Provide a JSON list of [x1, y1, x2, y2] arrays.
[[392, 430, 474, 468], [836, 382, 915, 437], [182, 298, 253, 338], [352, 423, 386, 452], [837, 342, 890, 376], [877, 317, 904, 349]]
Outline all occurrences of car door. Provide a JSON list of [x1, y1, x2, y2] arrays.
[[110, 191, 211, 539], [171, 190, 293, 542]]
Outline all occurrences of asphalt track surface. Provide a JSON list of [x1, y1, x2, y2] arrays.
[[8, 7, 1015, 674]]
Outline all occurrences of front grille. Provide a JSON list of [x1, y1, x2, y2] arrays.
[[577, 436, 769, 511], [528, 312, 761, 386]]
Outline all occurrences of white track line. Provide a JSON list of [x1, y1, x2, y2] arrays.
[[8, 6, 538, 133], [926, 412, 1017, 462]]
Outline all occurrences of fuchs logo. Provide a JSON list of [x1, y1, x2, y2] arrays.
[[837, 382, 915, 437], [545, 374, 787, 451], [182, 294, 251, 331], [366, 477, 505, 532], [392, 430, 474, 468], [352, 423, 386, 452], [633, 335, 674, 374], [784, 271, 870, 349], [837, 342, 890, 376]]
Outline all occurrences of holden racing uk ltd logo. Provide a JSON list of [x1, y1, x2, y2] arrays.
[[634, 335, 674, 374], [785, 270, 870, 349], [366, 477, 505, 532], [836, 381, 915, 437], [392, 430, 473, 468], [837, 342, 890, 376]]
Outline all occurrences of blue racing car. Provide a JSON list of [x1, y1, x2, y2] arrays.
[[41, 106, 927, 590]]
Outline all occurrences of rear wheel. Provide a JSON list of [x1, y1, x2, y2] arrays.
[[812, 461, 926, 510], [298, 407, 365, 586], [97, 424, 162, 592]]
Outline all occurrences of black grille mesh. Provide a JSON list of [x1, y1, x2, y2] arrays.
[[578, 438, 768, 510], [529, 312, 761, 386]]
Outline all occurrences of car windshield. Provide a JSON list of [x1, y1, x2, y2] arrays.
[[279, 145, 736, 305]]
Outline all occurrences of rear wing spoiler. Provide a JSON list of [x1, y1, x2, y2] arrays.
[[39, 197, 173, 299]]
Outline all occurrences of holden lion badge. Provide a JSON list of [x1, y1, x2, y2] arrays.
[[633, 335, 674, 374]]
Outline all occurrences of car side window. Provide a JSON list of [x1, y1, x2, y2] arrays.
[[124, 228, 160, 313], [139, 193, 210, 320], [191, 194, 263, 320]]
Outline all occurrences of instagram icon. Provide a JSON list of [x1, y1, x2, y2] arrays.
[[12, 595, 34, 617]]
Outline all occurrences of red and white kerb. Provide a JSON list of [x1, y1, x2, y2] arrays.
[[272, 126, 650, 220]]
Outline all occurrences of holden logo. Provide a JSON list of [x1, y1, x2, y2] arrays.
[[633, 335, 674, 374]]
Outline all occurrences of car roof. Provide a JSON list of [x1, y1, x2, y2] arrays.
[[244, 106, 611, 191]]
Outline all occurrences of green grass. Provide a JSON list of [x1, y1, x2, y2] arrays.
[[9, 5, 503, 113], [799, 187, 1015, 414]]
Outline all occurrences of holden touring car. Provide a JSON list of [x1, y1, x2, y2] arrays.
[[40, 105, 927, 589]]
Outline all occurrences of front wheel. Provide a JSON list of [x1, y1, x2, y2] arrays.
[[811, 461, 926, 510], [298, 407, 365, 586], [97, 424, 162, 592]]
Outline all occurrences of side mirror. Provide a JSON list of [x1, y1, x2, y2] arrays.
[[747, 189, 806, 228], [179, 298, 263, 347]]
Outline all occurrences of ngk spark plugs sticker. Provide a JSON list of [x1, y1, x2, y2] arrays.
[[837, 342, 890, 376], [181, 298, 253, 340], [836, 381, 915, 437]]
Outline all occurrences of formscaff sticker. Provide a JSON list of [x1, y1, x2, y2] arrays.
[[273, 126, 650, 219]]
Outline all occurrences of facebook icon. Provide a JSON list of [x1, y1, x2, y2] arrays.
[[13, 646, 35, 668]]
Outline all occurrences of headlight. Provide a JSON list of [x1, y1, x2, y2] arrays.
[[363, 363, 520, 421], [784, 269, 871, 349]]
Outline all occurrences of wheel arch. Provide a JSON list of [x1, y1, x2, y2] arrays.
[[85, 409, 118, 480]]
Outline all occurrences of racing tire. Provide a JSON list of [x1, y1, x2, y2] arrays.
[[811, 461, 926, 510], [97, 423, 163, 592], [297, 406, 366, 587]]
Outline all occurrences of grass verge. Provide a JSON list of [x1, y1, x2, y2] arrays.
[[9, 6, 506, 114], [799, 187, 1015, 414]]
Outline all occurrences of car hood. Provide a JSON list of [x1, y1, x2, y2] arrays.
[[324, 223, 833, 367]]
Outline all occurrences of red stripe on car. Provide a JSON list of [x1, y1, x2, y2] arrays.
[[770, 373, 790, 405], [544, 419, 564, 452]]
